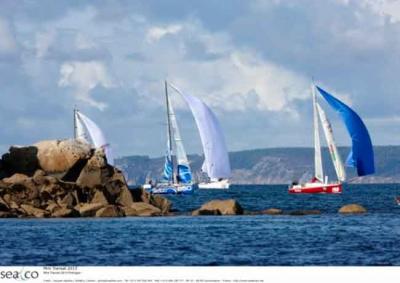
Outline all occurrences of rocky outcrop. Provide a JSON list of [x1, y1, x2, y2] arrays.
[[192, 199, 243, 216], [339, 204, 367, 214], [0, 139, 171, 218]]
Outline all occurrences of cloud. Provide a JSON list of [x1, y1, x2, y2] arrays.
[[58, 61, 114, 110], [359, 0, 400, 23], [0, 0, 399, 157], [146, 24, 182, 43]]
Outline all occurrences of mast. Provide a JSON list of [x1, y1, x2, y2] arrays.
[[316, 103, 346, 182], [312, 83, 324, 182], [165, 80, 176, 184], [73, 107, 77, 139]]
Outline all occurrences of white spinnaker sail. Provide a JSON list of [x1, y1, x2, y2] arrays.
[[169, 83, 231, 180], [316, 103, 346, 182], [313, 85, 324, 181], [76, 111, 114, 165], [75, 111, 89, 143], [166, 93, 190, 167]]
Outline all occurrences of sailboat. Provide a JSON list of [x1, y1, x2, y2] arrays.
[[74, 108, 114, 165], [149, 81, 194, 194], [168, 83, 231, 189], [289, 84, 375, 194]]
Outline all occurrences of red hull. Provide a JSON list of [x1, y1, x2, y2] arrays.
[[289, 183, 342, 194]]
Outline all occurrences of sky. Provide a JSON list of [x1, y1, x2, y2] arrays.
[[1, 0, 400, 158]]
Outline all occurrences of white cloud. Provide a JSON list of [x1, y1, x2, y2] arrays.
[[58, 61, 114, 110], [146, 24, 183, 43], [130, 20, 310, 114], [361, 0, 400, 23]]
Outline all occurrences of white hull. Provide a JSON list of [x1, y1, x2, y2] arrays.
[[198, 179, 230, 189]]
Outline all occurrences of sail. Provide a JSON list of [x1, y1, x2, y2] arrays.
[[74, 111, 89, 143], [76, 111, 114, 165], [316, 103, 346, 182], [162, 154, 173, 181], [312, 85, 324, 181], [166, 83, 192, 184], [169, 83, 231, 180], [316, 86, 375, 176]]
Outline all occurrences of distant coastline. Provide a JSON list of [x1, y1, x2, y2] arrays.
[[116, 146, 400, 185]]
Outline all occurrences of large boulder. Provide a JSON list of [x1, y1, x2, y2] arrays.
[[76, 149, 105, 188], [52, 207, 79, 218], [1, 146, 40, 176], [77, 203, 105, 217], [150, 195, 172, 215], [95, 205, 124, 217], [193, 199, 243, 216], [2, 173, 29, 184], [90, 190, 109, 206], [20, 204, 49, 218], [35, 139, 92, 174], [339, 204, 367, 214], [123, 202, 161, 217]]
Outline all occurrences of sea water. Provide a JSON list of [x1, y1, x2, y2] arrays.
[[0, 184, 400, 266]]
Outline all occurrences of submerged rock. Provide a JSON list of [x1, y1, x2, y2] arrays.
[[193, 199, 243, 216], [261, 208, 283, 215], [339, 204, 367, 214], [288, 210, 321, 216]]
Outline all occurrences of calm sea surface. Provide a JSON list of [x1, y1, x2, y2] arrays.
[[1, 184, 400, 266]]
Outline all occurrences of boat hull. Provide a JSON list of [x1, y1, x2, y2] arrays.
[[149, 183, 194, 195], [198, 179, 230, 190], [288, 182, 342, 194]]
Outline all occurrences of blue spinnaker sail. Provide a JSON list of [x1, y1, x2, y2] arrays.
[[177, 164, 192, 184], [316, 86, 375, 176], [163, 155, 173, 181]]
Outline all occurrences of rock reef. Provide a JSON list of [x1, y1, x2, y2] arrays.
[[0, 139, 171, 218]]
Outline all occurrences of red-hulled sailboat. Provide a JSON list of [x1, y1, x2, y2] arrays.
[[289, 84, 345, 194]]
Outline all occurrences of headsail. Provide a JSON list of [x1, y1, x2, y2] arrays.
[[165, 82, 192, 184], [162, 154, 173, 182], [316, 103, 346, 182], [74, 110, 89, 143], [75, 111, 114, 165], [316, 86, 375, 176], [169, 83, 231, 180], [312, 85, 324, 181]]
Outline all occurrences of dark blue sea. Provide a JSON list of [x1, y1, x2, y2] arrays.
[[1, 184, 400, 266]]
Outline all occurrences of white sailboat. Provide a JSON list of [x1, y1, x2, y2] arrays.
[[150, 81, 193, 194], [168, 83, 231, 189], [289, 84, 344, 194], [74, 109, 114, 165]]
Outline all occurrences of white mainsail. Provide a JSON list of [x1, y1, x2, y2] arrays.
[[75, 111, 114, 165], [316, 103, 346, 182], [312, 85, 324, 181], [169, 83, 231, 180], [166, 92, 190, 167]]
